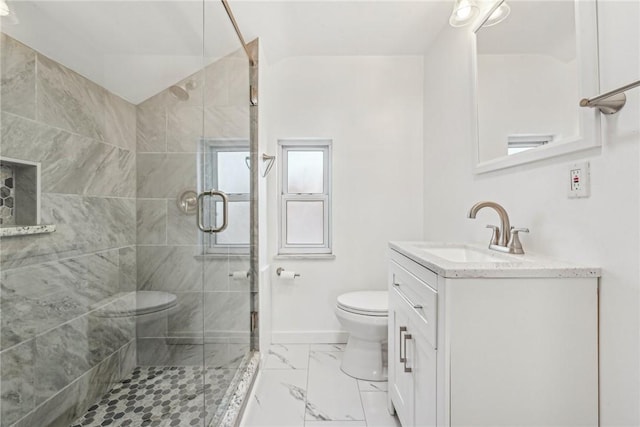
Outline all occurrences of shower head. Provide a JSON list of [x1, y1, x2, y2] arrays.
[[169, 80, 197, 101]]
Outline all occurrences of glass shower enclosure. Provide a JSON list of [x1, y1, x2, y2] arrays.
[[0, 1, 258, 426]]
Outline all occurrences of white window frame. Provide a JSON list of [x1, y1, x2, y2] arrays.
[[278, 139, 332, 255], [203, 138, 250, 255]]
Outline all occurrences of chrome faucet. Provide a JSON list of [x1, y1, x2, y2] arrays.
[[467, 201, 529, 254]]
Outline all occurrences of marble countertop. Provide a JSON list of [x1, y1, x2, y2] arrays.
[[0, 224, 56, 237], [390, 241, 601, 279]]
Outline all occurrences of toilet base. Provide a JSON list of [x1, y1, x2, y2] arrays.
[[340, 336, 387, 381]]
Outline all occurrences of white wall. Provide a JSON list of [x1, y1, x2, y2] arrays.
[[422, 2, 639, 425], [265, 56, 425, 342]]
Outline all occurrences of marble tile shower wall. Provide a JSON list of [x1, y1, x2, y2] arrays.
[[135, 50, 251, 369], [0, 33, 137, 427]]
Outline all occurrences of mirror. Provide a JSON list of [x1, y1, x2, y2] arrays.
[[473, 0, 600, 173]]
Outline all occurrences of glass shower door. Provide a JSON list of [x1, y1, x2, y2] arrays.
[[199, 1, 254, 425]]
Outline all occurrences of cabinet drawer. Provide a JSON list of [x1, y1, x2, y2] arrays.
[[390, 261, 438, 349], [390, 249, 438, 290]]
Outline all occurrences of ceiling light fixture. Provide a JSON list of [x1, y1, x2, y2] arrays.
[[0, 0, 10, 17], [482, 2, 511, 27], [449, 0, 479, 27]]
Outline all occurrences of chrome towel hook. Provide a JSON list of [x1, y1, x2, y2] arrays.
[[243, 153, 275, 178], [261, 153, 275, 178]]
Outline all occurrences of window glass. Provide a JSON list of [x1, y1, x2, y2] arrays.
[[218, 151, 250, 194], [287, 151, 324, 194], [285, 200, 324, 245], [215, 201, 250, 245]]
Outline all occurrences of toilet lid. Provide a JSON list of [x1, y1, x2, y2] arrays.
[[91, 291, 178, 317], [337, 291, 388, 316]]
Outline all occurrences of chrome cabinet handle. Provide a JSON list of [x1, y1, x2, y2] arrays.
[[196, 190, 229, 233], [399, 326, 407, 362], [393, 282, 423, 310], [403, 333, 412, 373]]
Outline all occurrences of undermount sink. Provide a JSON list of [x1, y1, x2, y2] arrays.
[[423, 246, 513, 263], [400, 242, 518, 263]]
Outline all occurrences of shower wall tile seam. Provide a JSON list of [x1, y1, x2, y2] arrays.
[[34, 47, 39, 123], [0, 247, 136, 274], [136, 151, 204, 154], [0, 300, 133, 355], [0, 245, 136, 272], [0, 337, 131, 379], [1, 111, 136, 154], [135, 244, 203, 247], [163, 105, 168, 153], [41, 192, 136, 201]]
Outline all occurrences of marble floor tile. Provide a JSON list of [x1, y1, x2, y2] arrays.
[[240, 343, 395, 427], [358, 379, 388, 392], [263, 344, 310, 370], [241, 370, 307, 427], [361, 392, 401, 427], [305, 351, 365, 422]]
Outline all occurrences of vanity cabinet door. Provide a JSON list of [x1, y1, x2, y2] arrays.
[[413, 325, 437, 427], [389, 287, 414, 427]]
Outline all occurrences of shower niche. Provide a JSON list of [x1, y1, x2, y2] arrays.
[[0, 157, 55, 237]]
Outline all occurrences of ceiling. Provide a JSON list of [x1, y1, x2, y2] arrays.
[[2, 0, 451, 104], [476, 1, 576, 62]]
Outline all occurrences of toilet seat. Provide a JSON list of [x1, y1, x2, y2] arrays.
[[337, 291, 388, 317]]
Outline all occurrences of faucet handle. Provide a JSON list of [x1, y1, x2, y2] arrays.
[[507, 228, 529, 254], [485, 224, 500, 246]]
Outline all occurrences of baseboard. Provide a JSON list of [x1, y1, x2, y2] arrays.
[[271, 331, 349, 344]]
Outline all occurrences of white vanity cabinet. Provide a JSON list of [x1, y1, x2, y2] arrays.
[[389, 252, 438, 427], [388, 243, 600, 427]]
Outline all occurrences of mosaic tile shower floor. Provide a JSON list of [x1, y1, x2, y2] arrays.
[[71, 366, 236, 427]]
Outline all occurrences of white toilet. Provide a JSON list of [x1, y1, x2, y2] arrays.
[[335, 291, 388, 381]]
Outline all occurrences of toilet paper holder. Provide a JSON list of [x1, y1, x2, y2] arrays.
[[228, 271, 250, 278], [276, 267, 300, 278]]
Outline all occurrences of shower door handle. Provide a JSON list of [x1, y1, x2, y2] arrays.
[[196, 190, 229, 233]]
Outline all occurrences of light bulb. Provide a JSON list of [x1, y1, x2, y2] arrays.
[[449, 0, 479, 27], [456, 6, 472, 20], [0, 0, 11, 17], [0, 0, 10, 17]]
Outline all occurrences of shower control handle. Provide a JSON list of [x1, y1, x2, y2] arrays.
[[196, 190, 229, 233]]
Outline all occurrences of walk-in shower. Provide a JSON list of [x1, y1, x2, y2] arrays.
[[0, 1, 259, 426]]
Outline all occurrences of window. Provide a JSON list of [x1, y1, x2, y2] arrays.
[[278, 139, 332, 255], [507, 134, 553, 155], [204, 139, 250, 254]]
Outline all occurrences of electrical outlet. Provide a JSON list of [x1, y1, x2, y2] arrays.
[[568, 161, 590, 198]]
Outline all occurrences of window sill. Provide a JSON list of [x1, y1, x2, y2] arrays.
[[273, 254, 336, 260], [195, 253, 250, 260]]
